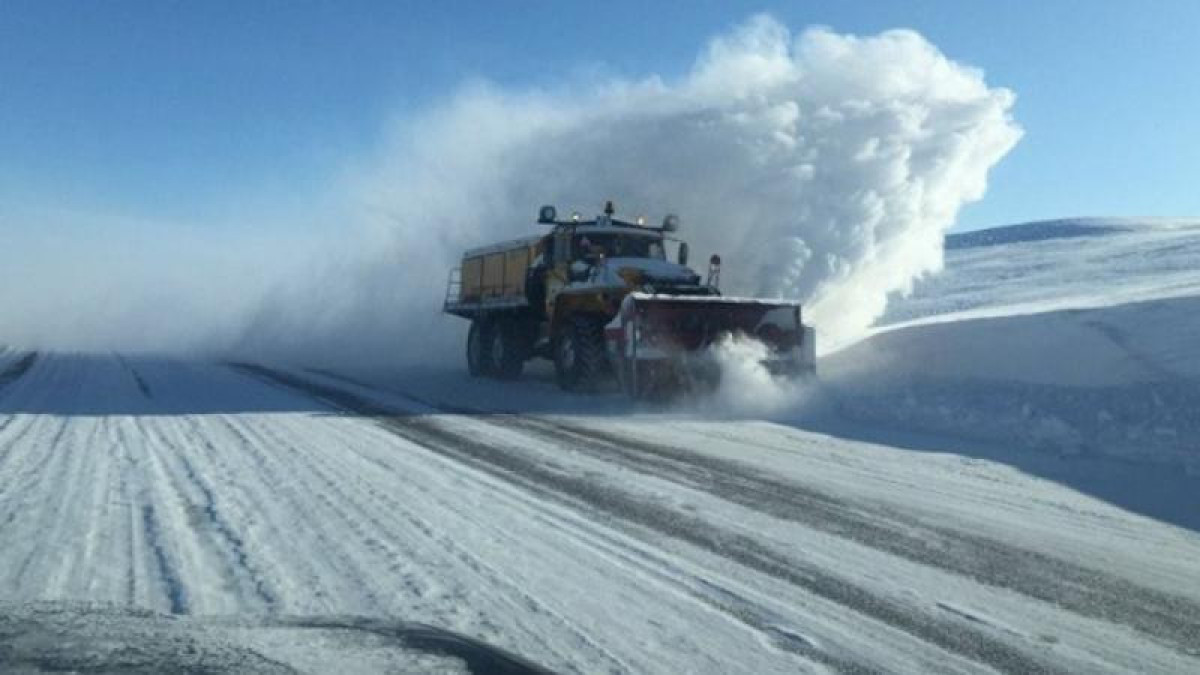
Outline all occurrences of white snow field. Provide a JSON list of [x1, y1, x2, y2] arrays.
[[2, 219, 1200, 673], [827, 218, 1200, 471]]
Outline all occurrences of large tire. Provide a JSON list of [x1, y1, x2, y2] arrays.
[[466, 319, 495, 377], [554, 316, 607, 392], [491, 319, 531, 380]]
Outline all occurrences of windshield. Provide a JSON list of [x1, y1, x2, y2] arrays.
[[574, 232, 665, 260]]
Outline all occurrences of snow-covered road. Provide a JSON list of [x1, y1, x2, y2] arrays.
[[2, 351, 1198, 673]]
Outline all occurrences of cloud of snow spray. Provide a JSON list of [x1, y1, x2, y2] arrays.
[[0, 15, 1020, 395], [698, 334, 815, 418], [241, 15, 1020, 393]]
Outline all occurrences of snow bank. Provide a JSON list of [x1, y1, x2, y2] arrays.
[[883, 218, 1200, 327], [826, 222, 1200, 471]]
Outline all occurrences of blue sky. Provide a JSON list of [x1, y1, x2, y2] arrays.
[[2, 1, 1198, 233]]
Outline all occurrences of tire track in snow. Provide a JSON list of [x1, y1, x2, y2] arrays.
[[212, 409, 624, 672], [157, 438, 278, 610], [42, 416, 122, 602], [124, 417, 205, 615], [272, 422, 652, 674], [396, 442, 860, 671], [136, 408, 337, 614], [207, 404, 519, 625], [115, 433, 154, 610], [5, 415, 99, 596], [0, 413, 57, 506], [238, 364, 1063, 675], [211, 413, 404, 615], [504, 415, 1200, 653], [244, 369, 805, 671], [128, 361, 378, 615], [386, 416, 1059, 675], [123, 412, 286, 615], [114, 354, 153, 399], [139, 501, 190, 614], [0, 358, 95, 596], [311, 369, 1200, 657], [229, 368, 825, 671]]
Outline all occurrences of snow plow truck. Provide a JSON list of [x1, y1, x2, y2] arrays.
[[443, 202, 816, 398]]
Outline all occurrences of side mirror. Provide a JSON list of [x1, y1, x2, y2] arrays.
[[677, 241, 689, 266]]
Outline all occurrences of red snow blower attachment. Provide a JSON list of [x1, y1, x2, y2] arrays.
[[605, 293, 816, 398]]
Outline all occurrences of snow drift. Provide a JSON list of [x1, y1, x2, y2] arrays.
[[237, 15, 1020, 365], [825, 219, 1200, 471]]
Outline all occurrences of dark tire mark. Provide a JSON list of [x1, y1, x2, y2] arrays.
[[509, 417, 1200, 653], [237, 363, 1065, 674], [173, 451, 277, 609], [115, 354, 153, 399], [141, 504, 189, 615], [311, 368, 1200, 655]]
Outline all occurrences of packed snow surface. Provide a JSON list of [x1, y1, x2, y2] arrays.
[[1, 349, 1199, 673]]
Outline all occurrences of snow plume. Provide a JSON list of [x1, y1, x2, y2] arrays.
[[694, 333, 814, 418], [0, 15, 1019, 362], [244, 14, 1020, 365], [0, 210, 315, 355]]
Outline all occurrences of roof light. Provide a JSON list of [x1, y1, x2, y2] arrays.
[[537, 205, 557, 224], [636, 216, 646, 226], [571, 211, 581, 222], [661, 214, 680, 232]]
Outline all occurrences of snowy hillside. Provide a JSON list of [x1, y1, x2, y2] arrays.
[[825, 218, 1200, 470]]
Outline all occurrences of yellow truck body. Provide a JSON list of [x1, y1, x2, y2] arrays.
[[454, 237, 543, 306]]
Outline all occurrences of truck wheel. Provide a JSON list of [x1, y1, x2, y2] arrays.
[[491, 319, 528, 380], [554, 316, 606, 392], [466, 319, 495, 377]]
